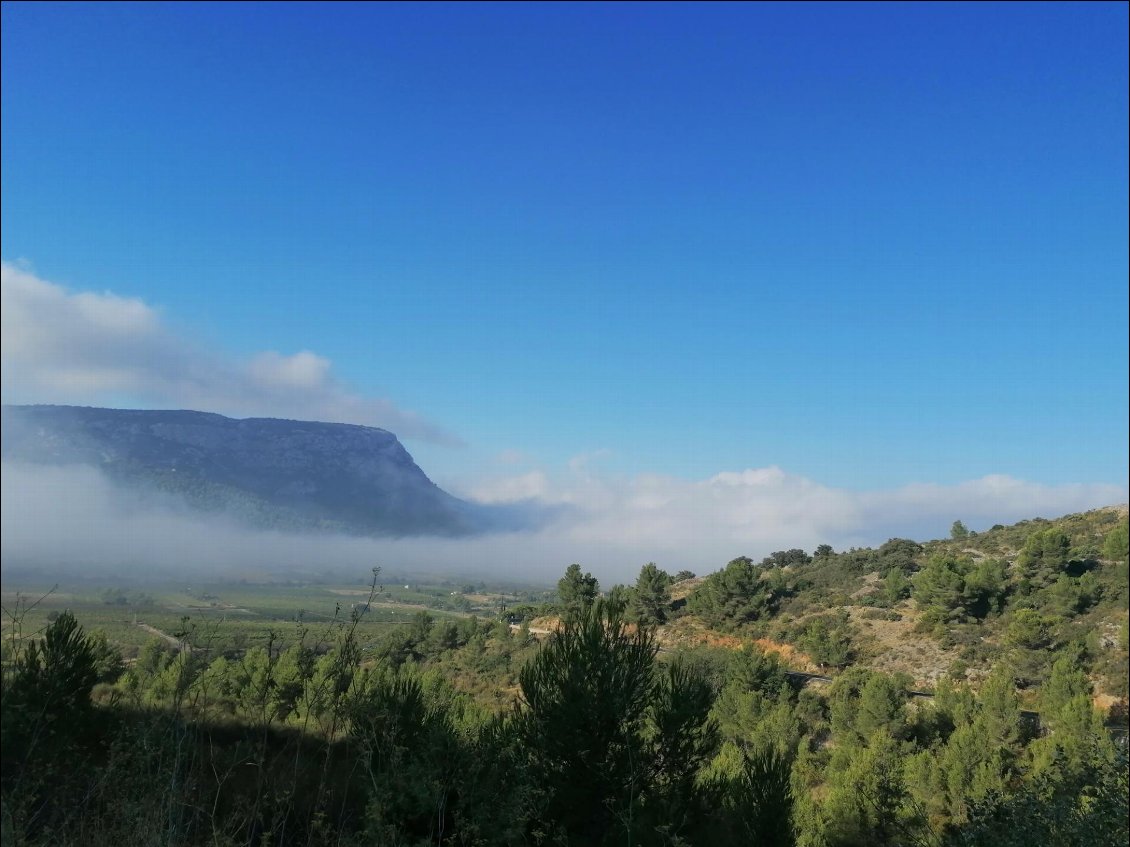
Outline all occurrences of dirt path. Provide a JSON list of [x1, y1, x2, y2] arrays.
[[508, 623, 555, 636], [136, 622, 192, 653]]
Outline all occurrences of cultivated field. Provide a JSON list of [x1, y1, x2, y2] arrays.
[[0, 574, 528, 657]]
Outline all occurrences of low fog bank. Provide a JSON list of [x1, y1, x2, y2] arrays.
[[4, 461, 1127, 586], [0, 462, 571, 585]]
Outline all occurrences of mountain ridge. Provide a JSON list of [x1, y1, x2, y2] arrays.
[[1, 404, 486, 537]]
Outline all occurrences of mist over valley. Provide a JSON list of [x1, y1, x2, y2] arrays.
[[2, 403, 1124, 587]]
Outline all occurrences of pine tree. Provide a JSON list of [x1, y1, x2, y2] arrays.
[[1017, 529, 1072, 591], [517, 598, 720, 844], [687, 556, 771, 629], [631, 562, 672, 626], [557, 563, 600, 620], [823, 730, 917, 846], [913, 554, 970, 625], [856, 673, 909, 740], [1102, 518, 1129, 562], [518, 597, 657, 844], [976, 666, 1022, 748]]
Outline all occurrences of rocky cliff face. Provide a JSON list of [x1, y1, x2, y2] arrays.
[[1, 405, 479, 536]]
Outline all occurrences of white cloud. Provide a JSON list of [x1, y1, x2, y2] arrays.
[[1, 458, 1124, 586], [448, 464, 1127, 577], [247, 350, 333, 390], [466, 470, 553, 503], [567, 448, 614, 475], [494, 448, 532, 466], [0, 262, 460, 444]]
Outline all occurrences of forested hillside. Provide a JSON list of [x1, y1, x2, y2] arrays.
[[2, 509, 1127, 845], [674, 506, 1129, 701]]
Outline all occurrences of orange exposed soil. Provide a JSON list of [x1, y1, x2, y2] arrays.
[[656, 618, 819, 672], [750, 637, 819, 673]]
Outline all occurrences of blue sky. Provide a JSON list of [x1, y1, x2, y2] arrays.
[[3, 2, 1127, 510]]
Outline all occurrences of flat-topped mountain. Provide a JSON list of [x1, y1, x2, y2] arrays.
[[1, 405, 483, 536]]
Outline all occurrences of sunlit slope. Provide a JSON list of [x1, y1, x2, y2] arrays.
[[660, 506, 1128, 704]]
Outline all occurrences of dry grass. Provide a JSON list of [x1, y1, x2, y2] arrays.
[[656, 616, 820, 671], [668, 578, 706, 603], [844, 603, 973, 687]]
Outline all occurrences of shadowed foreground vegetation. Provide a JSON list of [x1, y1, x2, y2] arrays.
[[3, 573, 1127, 846], [3, 512, 1129, 845]]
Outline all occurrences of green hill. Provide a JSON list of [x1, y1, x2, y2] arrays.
[[662, 505, 1129, 709]]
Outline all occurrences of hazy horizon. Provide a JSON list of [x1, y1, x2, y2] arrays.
[[2, 447, 1124, 584]]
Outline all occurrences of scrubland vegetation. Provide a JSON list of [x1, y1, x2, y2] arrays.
[[2, 509, 1127, 845]]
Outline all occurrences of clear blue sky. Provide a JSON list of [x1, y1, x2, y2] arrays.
[[3, 2, 1127, 490]]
